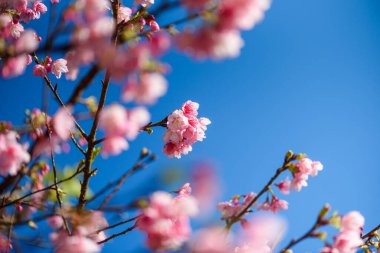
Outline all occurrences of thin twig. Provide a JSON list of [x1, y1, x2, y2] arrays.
[[97, 224, 137, 245]]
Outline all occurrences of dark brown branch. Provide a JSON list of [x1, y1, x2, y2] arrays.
[[97, 224, 137, 245], [0, 166, 83, 209]]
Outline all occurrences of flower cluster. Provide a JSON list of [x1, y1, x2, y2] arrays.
[[276, 157, 324, 193], [217, 192, 256, 220], [137, 183, 199, 251], [320, 211, 365, 253], [33, 57, 68, 79], [0, 130, 30, 176], [188, 215, 286, 253], [50, 211, 108, 253], [163, 101, 211, 158], [122, 72, 168, 105], [33, 107, 75, 157], [176, 0, 271, 59], [0, 0, 49, 78], [99, 104, 150, 156]]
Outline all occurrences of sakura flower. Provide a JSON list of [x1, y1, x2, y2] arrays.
[[51, 58, 69, 79], [15, 30, 39, 53], [176, 28, 244, 60], [1, 54, 29, 78], [340, 211, 365, 232], [52, 107, 74, 141], [0, 131, 30, 176], [52, 234, 100, 253], [137, 185, 198, 251], [275, 177, 291, 195], [217, 192, 256, 220], [259, 196, 288, 213], [134, 0, 154, 8], [117, 6, 132, 24], [217, 0, 271, 31], [237, 215, 286, 253], [0, 233, 12, 252], [163, 101, 210, 158], [188, 227, 232, 253], [99, 104, 150, 156], [33, 64, 47, 76], [121, 73, 168, 105]]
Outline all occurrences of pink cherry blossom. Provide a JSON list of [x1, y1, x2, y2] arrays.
[[15, 30, 39, 53], [237, 215, 286, 253], [137, 186, 198, 251], [0, 233, 12, 252], [217, 192, 256, 220], [52, 107, 75, 141], [1, 55, 29, 78], [290, 172, 308, 192], [176, 28, 244, 60], [52, 234, 100, 253], [163, 101, 210, 158], [33, 64, 47, 76], [217, 0, 271, 31], [310, 161, 324, 177], [52, 58, 69, 79], [102, 136, 129, 157], [121, 73, 168, 105], [99, 104, 150, 156], [275, 177, 291, 195], [134, 0, 154, 8], [0, 131, 30, 176], [340, 211, 365, 232], [188, 227, 232, 253], [259, 196, 288, 213], [117, 6, 132, 24]]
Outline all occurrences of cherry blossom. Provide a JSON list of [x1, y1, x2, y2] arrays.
[[137, 184, 199, 251], [51, 58, 69, 79], [163, 101, 211, 158], [0, 131, 30, 176]]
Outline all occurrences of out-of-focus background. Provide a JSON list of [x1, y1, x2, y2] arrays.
[[1, 0, 380, 252]]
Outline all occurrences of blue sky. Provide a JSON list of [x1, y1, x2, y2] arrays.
[[0, 0, 379, 252]]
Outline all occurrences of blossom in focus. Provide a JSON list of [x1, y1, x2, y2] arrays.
[[52, 58, 69, 79], [137, 183, 199, 251], [275, 177, 291, 195], [0, 131, 30, 176], [121, 73, 168, 105], [290, 158, 324, 192], [163, 100, 211, 158]]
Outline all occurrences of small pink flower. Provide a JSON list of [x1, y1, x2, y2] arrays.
[[15, 30, 39, 53], [167, 110, 189, 132], [52, 107, 75, 141], [134, 0, 154, 7], [0, 131, 30, 176], [137, 187, 198, 251], [275, 177, 291, 195], [51, 58, 68, 79], [121, 73, 167, 105], [182, 100, 199, 117], [290, 172, 308, 192], [117, 6, 132, 24], [1, 55, 29, 78], [148, 20, 160, 31], [0, 233, 12, 252], [310, 161, 323, 177], [340, 211, 364, 232], [175, 183, 192, 196], [33, 64, 47, 77], [189, 227, 232, 253], [102, 136, 129, 157]]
